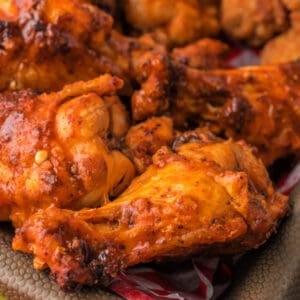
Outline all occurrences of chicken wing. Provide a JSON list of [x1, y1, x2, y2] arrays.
[[172, 61, 300, 165], [13, 129, 288, 290], [221, 0, 288, 46], [123, 0, 220, 47], [0, 74, 135, 226], [0, 0, 136, 92]]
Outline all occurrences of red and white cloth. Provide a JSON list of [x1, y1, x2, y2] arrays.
[[108, 49, 300, 300], [109, 258, 233, 300]]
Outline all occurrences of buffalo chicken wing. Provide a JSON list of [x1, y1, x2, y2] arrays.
[[172, 61, 300, 165], [0, 0, 129, 92], [0, 74, 135, 226], [13, 129, 288, 290]]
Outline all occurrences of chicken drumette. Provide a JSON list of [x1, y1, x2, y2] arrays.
[[0, 74, 135, 227], [13, 129, 288, 290]]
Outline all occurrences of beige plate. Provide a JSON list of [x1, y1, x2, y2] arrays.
[[224, 182, 300, 300]]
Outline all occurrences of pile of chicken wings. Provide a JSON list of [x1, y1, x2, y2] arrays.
[[1, 0, 299, 291]]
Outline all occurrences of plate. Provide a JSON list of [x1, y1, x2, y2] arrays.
[[1, 183, 299, 300]]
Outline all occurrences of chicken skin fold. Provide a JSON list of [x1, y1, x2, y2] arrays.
[[0, 74, 135, 226], [172, 61, 300, 165], [13, 129, 288, 290]]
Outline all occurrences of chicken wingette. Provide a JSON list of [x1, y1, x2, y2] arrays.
[[172, 61, 300, 165], [0, 74, 135, 227], [13, 129, 288, 290]]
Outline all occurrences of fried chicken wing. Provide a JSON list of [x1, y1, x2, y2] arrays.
[[221, 0, 288, 46], [172, 61, 300, 165], [0, 0, 128, 92], [13, 129, 288, 290], [0, 74, 135, 226], [123, 0, 220, 46]]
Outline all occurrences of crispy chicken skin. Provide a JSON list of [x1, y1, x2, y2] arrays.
[[13, 129, 288, 290], [123, 0, 220, 47], [221, 0, 288, 46], [125, 116, 174, 173], [172, 61, 300, 165], [0, 74, 135, 226]]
